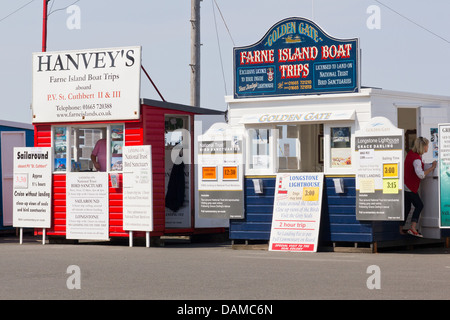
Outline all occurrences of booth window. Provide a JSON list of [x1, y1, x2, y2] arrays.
[[52, 124, 124, 172], [330, 126, 351, 167], [277, 124, 300, 171], [248, 128, 271, 171]]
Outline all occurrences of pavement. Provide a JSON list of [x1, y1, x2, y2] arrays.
[[0, 232, 449, 302]]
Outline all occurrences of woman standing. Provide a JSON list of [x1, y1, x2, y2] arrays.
[[401, 137, 437, 237]]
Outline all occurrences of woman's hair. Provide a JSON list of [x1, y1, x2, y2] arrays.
[[412, 137, 429, 155]]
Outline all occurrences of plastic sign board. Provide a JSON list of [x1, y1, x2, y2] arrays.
[[122, 145, 153, 232], [438, 123, 450, 228], [197, 123, 244, 219], [269, 173, 324, 252], [32, 46, 141, 123], [13, 147, 52, 228], [233, 17, 359, 98], [66, 172, 109, 240], [355, 117, 404, 221]]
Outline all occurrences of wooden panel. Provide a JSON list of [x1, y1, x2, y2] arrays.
[[229, 177, 275, 240], [321, 176, 373, 243]]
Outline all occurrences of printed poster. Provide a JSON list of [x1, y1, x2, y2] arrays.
[[122, 145, 153, 232], [66, 172, 109, 240]]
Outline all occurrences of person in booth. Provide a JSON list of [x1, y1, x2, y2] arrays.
[[91, 138, 107, 172], [401, 137, 437, 237]]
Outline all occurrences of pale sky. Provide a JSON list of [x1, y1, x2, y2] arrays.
[[2, 0, 450, 124]]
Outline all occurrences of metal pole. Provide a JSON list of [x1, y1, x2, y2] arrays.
[[190, 0, 201, 107], [42, 0, 48, 52]]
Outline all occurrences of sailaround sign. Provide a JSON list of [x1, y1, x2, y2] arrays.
[[234, 17, 359, 98]]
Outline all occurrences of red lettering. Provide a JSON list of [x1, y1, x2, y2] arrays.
[[240, 49, 274, 65], [321, 44, 352, 60], [279, 63, 309, 79]]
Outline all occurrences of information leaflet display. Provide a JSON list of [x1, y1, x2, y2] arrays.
[[269, 172, 324, 252], [122, 145, 153, 231], [13, 147, 52, 229], [355, 117, 404, 221], [197, 123, 244, 219], [66, 172, 109, 240], [439, 124, 450, 228]]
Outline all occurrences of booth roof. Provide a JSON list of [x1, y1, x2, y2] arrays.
[[140, 98, 224, 115], [0, 119, 34, 130]]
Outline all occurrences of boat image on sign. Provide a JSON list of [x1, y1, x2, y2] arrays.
[[285, 35, 302, 43]]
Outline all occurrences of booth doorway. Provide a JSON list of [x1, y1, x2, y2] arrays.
[[1, 131, 26, 226], [164, 115, 191, 229], [397, 108, 417, 152]]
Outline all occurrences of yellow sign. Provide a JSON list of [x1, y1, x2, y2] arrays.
[[383, 179, 399, 194], [223, 166, 238, 180], [202, 167, 217, 180], [302, 187, 320, 201], [383, 163, 398, 178]]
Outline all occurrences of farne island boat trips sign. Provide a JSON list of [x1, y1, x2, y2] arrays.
[[233, 17, 360, 98]]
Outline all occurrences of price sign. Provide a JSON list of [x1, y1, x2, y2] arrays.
[[202, 167, 217, 180], [302, 187, 320, 201], [223, 166, 238, 180], [383, 179, 399, 194], [14, 173, 28, 189], [383, 163, 398, 178]]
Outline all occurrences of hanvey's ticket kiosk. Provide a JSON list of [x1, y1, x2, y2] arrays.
[[225, 17, 450, 252], [30, 46, 226, 244]]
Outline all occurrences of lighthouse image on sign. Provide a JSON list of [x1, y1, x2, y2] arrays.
[[276, 175, 289, 200]]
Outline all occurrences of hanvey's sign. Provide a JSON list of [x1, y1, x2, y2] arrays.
[[233, 17, 359, 98], [32, 46, 141, 123]]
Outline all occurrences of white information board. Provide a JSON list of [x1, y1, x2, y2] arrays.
[[269, 172, 324, 252], [355, 117, 404, 221], [122, 145, 153, 232], [13, 147, 52, 228], [32, 46, 141, 123], [66, 172, 109, 240]]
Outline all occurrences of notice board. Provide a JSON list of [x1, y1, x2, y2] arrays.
[[439, 123, 450, 228], [197, 123, 244, 219], [122, 145, 153, 232], [66, 172, 109, 240], [355, 117, 404, 221], [269, 172, 324, 252], [13, 147, 52, 229]]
